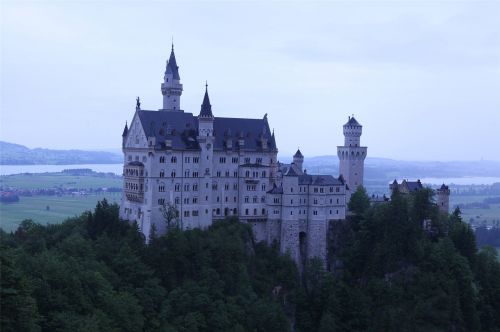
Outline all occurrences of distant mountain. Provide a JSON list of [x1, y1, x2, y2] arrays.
[[278, 155, 500, 182], [0, 141, 122, 165]]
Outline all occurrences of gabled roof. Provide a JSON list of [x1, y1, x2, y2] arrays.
[[134, 110, 277, 152], [298, 174, 344, 186], [285, 166, 299, 176], [405, 180, 423, 192], [294, 149, 303, 158], [165, 47, 180, 80]]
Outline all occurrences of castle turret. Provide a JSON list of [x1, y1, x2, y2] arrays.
[[292, 149, 304, 174], [337, 116, 367, 199], [161, 44, 183, 111], [437, 184, 450, 214], [121, 121, 128, 149], [197, 84, 214, 228]]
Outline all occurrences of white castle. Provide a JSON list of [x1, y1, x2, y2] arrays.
[[120, 46, 367, 265]]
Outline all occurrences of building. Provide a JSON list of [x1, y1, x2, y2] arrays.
[[389, 180, 450, 214], [120, 46, 366, 265]]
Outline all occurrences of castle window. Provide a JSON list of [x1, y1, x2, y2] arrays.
[[262, 184, 266, 191], [184, 211, 190, 217], [330, 187, 333, 192], [290, 211, 293, 215], [262, 208, 266, 215], [245, 196, 249, 203], [336, 210, 339, 214], [192, 210, 199, 217], [233, 208, 237, 214], [320, 188, 324, 193], [245, 171, 250, 177], [224, 184, 229, 190], [193, 171, 199, 178], [171, 156, 177, 163], [225, 197, 228, 202], [245, 209, 249, 215], [158, 198, 165, 205], [219, 157, 226, 163], [158, 185, 165, 192], [256, 158, 262, 164], [185, 157, 190, 163], [184, 198, 189, 204], [291, 188, 294, 193], [314, 188, 318, 193], [185, 170, 190, 177], [160, 170, 165, 178], [171, 171, 176, 178], [245, 157, 251, 164], [232, 157, 238, 163], [253, 196, 258, 203], [261, 196, 265, 203], [225, 171, 230, 177], [313, 211, 318, 216], [216, 171, 221, 177], [336, 187, 340, 193], [184, 184, 189, 191], [216, 208, 220, 215], [193, 157, 200, 163], [337, 198, 339, 204], [175, 184, 181, 191], [193, 197, 198, 204], [234, 171, 238, 177], [175, 197, 180, 204], [234, 197, 237, 202], [254, 209, 257, 215], [233, 183, 238, 190]]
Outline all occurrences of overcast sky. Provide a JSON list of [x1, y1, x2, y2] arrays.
[[1, 0, 499, 161]]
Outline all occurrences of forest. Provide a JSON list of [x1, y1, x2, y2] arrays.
[[1, 188, 500, 332]]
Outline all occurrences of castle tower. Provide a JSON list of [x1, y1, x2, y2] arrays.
[[197, 84, 214, 228], [337, 116, 367, 197], [436, 184, 450, 214], [161, 45, 183, 111], [292, 149, 304, 174]]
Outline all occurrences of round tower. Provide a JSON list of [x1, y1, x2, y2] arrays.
[[436, 184, 450, 214], [337, 116, 367, 199]]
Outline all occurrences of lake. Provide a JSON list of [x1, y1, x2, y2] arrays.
[[0, 164, 123, 176]]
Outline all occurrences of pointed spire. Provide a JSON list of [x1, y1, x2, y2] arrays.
[[165, 44, 180, 80], [199, 82, 213, 118], [136, 96, 141, 111], [122, 121, 128, 137]]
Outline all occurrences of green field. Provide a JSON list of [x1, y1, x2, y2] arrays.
[[0, 173, 122, 190], [0, 193, 121, 232]]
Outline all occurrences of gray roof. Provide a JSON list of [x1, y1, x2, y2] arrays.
[[298, 174, 344, 186], [294, 149, 303, 158], [267, 183, 283, 194], [405, 180, 423, 192], [122, 122, 128, 137], [136, 110, 277, 152], [199, 87, 213, 118], [165, 47, 180, 80], [344, 116, 361, 126]]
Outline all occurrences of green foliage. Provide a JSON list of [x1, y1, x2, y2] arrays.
[[1, 202, 296, 332], [2, 194, 500, 332], [296, 188, 500, 332]]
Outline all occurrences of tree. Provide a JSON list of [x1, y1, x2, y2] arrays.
[[160, 202, 181, 230]]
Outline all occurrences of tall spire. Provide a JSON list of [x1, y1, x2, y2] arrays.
[[165, 47, 180, 80], [199, 82, 213, 118]]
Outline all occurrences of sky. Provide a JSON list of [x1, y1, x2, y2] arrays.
[[1, 0, 499, 161]]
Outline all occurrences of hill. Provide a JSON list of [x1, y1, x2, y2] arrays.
[[0, 141, 121, 165]]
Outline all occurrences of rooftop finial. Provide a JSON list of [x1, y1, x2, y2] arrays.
[[136, 96, 141, 110], [205, 80, 208, 91], [171, 36, 174, 51]]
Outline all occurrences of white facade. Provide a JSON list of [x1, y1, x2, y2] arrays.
[[120, 47, 365, 266]]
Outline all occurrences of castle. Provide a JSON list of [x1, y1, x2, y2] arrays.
[[119, 46, 368, 264]]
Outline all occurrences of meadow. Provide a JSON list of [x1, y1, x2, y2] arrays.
[[0, 172, 121, 190], [0, 193, 121, 232]]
